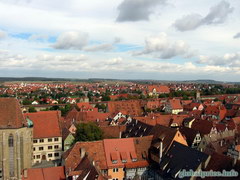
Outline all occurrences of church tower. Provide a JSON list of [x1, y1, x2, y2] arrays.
[[0, 98, 33, 180]]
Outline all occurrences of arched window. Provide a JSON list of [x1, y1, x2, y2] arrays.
[[8, 134, 15, 177]]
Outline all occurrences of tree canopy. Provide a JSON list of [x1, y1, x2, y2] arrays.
[[73, 122, 103, 143]]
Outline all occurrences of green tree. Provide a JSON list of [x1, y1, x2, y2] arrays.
[[28, 106, 37, 113], [73, 122, 103, 143], [49, 105, 60, 110], [95, 103, 107, 112], [59, 104, 71, 116], [22, 99, 32, 105], [102, 95, 110, 101]]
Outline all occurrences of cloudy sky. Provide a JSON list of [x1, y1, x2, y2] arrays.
[[0, 0, 240, 81]]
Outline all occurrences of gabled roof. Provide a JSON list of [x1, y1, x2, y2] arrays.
[[191, 119, 213, 136], [22, 166, 66, 180], [179, 126, 199, 146], [0, 98, 27, 129], [24, 111, 61, 139], [100, 125, 126, 139], [147, 85, 170, 94], [74, 155, 106, 180], [133, 136, 153, 161], [149, 125, 179, 153], [122, 119, 154, 138], [159, 141, 209, 179], [103, 138, 137, 168], [107, 100, 142, 116], [205, 152, 236, 172], [169, 99, 183, 110], [63, 141, 107, 172]]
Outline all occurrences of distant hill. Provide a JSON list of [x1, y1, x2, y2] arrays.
[[0, 77, 239, 84]]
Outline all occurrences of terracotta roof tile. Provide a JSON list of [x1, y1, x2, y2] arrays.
[[64, 141, 107, 172], [22, 166, 66, 180], [169, 99, 183, 110], [0, 98, 27, 129], [24, 111, 61, 138]]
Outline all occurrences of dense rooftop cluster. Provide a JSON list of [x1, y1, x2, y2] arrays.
[[0, 81, 240, 179]]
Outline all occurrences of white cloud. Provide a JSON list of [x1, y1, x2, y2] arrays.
[[233, 32, 240, 39], [0, 30, 7, 39], [197, 52, 240, 66], [105, 57, 123, 65], [134, 33, 193, 59], [0, 0, 240, 81], [52, 31, 88, 50], [83, 37, 121, 52], [84, 44, 113, 52], [116, 0, 167, 22], [174, 1, 234, 31]]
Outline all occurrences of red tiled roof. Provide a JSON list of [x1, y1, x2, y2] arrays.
[[0, 98, 27, 129], [191, 119, 213, 135], [63, 141, 107, 172], [100, 125, 126, 139], [147, 85, 170, 94], [125, 160, 149, 168], [120, 152, 127, 160], [130, 151, 137, 159], [24, 111, 61, 139], [107, 100, 142, 116], [169, 99, 183, 110], [103, 138, 136, 168], [22, 166, 66, 180], [76, 102, 93, 109], [110, 152, 118, 161]]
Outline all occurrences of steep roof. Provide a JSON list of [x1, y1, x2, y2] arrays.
[[122, 119, 154, 138], [133, 136, 153, 161], [63, 141, 107, 172], [107, 100, 142, 116], [24, 111, 61, 139], [191, 119, 213, 136], [22, 166, 66, 180], [103, 138, 137, 168], [0, 98, 27, 129], [100, 125, 126, 139], [159, 141, 209, 179], [147, 85, 170, 94], [169, 99, 183, 110], [179, 126, 199, 146], [74, 155, 106, 180], [149, 125, 179, 153]]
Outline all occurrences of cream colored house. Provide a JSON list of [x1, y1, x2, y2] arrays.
[[32, 136, 62, 164], [165, 99, 183, 115], [24, 111, 62, 164]]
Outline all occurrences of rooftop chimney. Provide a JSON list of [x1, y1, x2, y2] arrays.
[[80, 148, 86, 158], [159, 139, 163, 164], [23, 169, 28, 178], [233, 157, 238, 166], [119, 131, 122, 138]]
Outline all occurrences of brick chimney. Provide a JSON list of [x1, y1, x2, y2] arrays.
[[23, 169, 28, 178], [80, 148, 86, 158], [159, 139, 163, 163]]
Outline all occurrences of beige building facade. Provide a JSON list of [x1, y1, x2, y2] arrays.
[[33, 136, 62, 164]]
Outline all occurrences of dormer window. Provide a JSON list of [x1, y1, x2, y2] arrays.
[[110, 152, 118, 164], [120, 152, 127, 163], [112, 160, 117, 164], [130, 151, 137, 162]]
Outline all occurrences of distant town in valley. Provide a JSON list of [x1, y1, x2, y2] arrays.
[[0, 78, 240, 179]]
